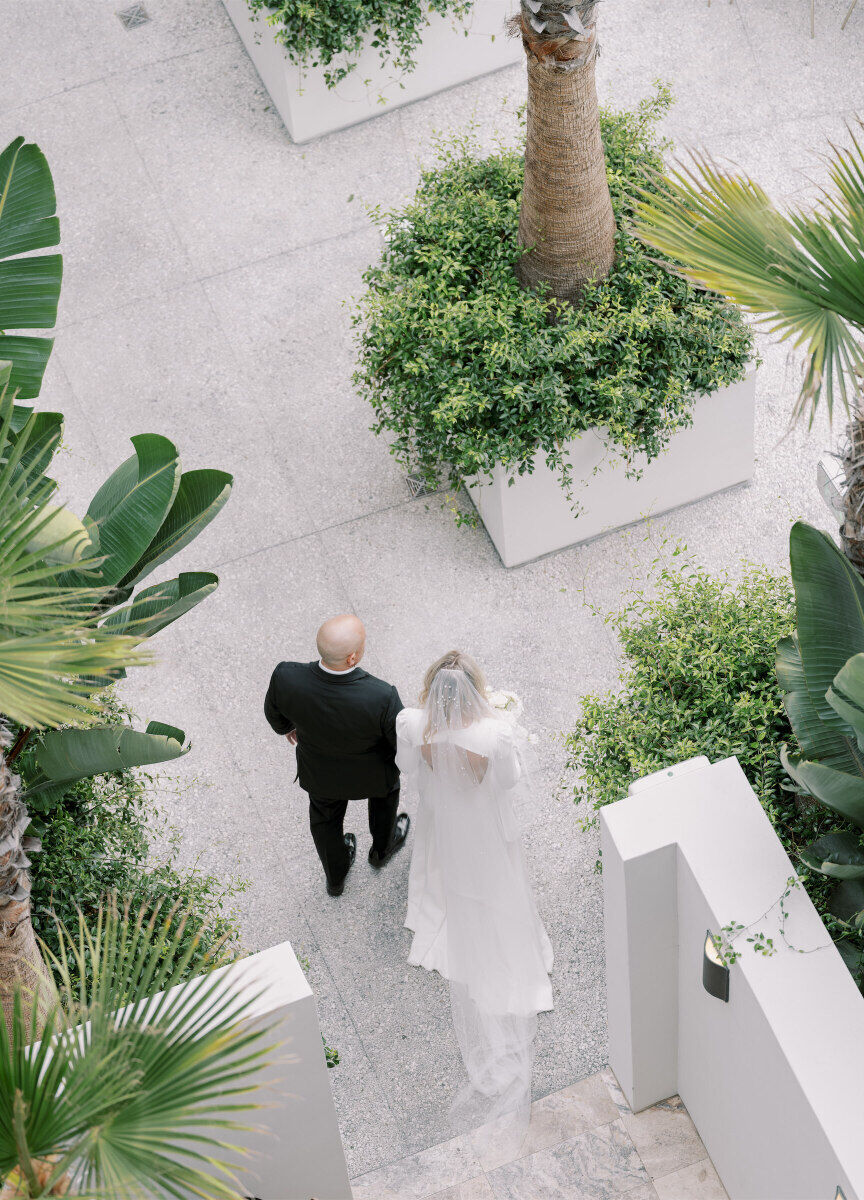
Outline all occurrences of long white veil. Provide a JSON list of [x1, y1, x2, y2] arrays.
[[418, 668, 551, 1152]]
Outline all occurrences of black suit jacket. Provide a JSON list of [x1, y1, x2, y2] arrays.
[[264, 661, 404, 800]]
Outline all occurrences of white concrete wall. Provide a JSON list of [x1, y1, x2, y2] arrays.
[[601, 756, 864, 1200], [222, 0, 521, 142], [467, 372, 755, 567], [211, 942, 351, 1200]]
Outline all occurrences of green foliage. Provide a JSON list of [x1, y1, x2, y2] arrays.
[[778, 521, 864, 932], [353, 86, 752, 516], [247, 0, 472, 88], [562, 558, 864, 987], [0, 137, 62, 399], [0, 901, 271, 1200], [324, 1037, 340, 1068], [632, 127, 864, 423], [12, 693, 244, 995], [0, 368, 145, 729]]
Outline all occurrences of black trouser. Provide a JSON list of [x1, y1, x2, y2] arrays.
[[307, 788, 400, 887]]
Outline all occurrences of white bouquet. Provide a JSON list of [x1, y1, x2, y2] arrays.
[[485, 688, 524, 720]]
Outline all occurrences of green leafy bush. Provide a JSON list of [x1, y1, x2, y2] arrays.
[[563, 560, 864, 986], [353, 87, 752, 517], [12, 693, 244, 994], [247, 0, 472, 88]]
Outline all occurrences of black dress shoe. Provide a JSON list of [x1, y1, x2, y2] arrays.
[[327, 833, 357, 896], [369, 814, 411, 869]]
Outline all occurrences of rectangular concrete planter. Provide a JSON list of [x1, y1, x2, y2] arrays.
[[602, 756, 864, 1200], [466, 370, 756, 567], [221, 0, 521, 142]]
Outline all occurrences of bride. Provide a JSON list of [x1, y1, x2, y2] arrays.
[[396, 651, 553, 1136]]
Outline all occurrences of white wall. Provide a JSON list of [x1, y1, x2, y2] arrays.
[[601, 756, 864, 1200], [203, 942, 352, 1200]]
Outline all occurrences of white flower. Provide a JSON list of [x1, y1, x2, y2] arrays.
[[485, 688, 523, 718]]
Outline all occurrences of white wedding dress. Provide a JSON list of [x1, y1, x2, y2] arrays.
[[396, 672, 553, 1135]]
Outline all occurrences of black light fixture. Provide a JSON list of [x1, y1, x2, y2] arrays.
[[702, 930, 730, 1003], [836, 1187, 847, 1200]]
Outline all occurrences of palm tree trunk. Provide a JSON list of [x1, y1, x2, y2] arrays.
[[0, 1162, 71, 1198], [0, 732, 55, 1039], [841, 404, 864, 572], [513, 0, 616, 304]]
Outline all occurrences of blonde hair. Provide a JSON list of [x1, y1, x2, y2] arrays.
[[419, 650, 487, 703], [419, 651, 488, 743]]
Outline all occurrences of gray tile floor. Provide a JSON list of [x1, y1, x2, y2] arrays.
[[349, 1070, 729, 1200], [7, 0, 862, 1180]]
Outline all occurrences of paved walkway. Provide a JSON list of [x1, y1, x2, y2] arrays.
[[350, 1069, 729, 1200], [6, 0, 862, 1179]]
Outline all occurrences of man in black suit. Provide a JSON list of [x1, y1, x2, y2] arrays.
[[265, 614, 410, 896]]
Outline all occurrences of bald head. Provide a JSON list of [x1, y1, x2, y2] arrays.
[[316, 614, 366, 670]]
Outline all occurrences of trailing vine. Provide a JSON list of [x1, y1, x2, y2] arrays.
[[246, 0, 474, 89]]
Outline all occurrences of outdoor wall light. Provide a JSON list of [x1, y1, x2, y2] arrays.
[[703, 930, 729, 1003], [836, 1187, 847, 1200]]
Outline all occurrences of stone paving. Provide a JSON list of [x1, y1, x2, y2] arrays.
[[349, 1070, 729, 1200], [5, 0, 863, 1182]]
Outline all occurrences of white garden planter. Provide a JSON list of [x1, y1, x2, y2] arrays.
[[222, 0, 521, 143], [466, 370, 756, 567]]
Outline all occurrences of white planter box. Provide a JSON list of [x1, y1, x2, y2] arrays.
[[222, 0, 521, 142], [466, 370, 756, 567]]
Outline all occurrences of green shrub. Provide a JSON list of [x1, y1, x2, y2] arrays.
[[246, 0, 472, 88], [13, 693, 244, 994], [353, 86, 752, 518], [563, 559, 864, 987]]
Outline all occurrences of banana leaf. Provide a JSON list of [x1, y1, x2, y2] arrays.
[[24, 720, 189, 799], [776, 634, 860, 772], [799, 830, 864, 880], [0, 138, 62, 398], [780, 746, 864, 828], [828, 878, 864, 924], [828, 652, 864, 748], [119, 468, 233, 587], [789, 521, 864, 730], [102, 571, 218, 639], [82, 434, 181, 587]]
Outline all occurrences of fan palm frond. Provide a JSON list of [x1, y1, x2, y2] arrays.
[[0, 364, 146, 728], [632, 132, 864, 425], [0, 901, 275, 1200]]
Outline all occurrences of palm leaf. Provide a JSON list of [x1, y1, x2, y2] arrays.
[[0, 138, 62, 399], [633, 133, 864, 425], [0, 364, 146, 727], [0, 902, 275, 1200]]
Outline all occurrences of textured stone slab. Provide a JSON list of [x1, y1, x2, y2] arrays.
[[654, 1157, 729, 1200], [477, 1071, 619, 1172], [351, 1134, 482, 1200], [486, 1119, 648, 1199]]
